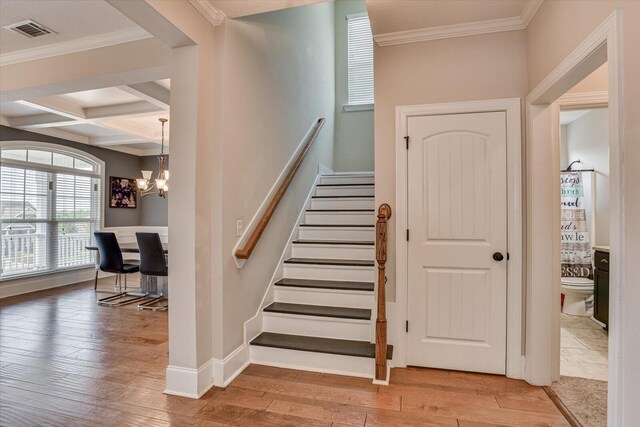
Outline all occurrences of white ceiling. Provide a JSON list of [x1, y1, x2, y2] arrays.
[[208, 0, 331, 19], [1, 81, 171, 156], [0, 0, 169, 156], [0, 0, 148, 55], [366, 0, 530, 35]]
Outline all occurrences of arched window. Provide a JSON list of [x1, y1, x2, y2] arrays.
[[0, 142, 104, 279]]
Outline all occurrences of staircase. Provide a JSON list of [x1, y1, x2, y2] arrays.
[[249, 172, 392, 379]]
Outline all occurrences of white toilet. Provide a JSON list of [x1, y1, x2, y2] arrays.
[[561, 277, 594, 316]]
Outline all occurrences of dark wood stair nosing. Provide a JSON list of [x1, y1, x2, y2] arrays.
[[263, 302, 371, 320], [274, 278, 374, 292], [299, 224, 374, 228], [311, 195, 374, 199], [292, 239, 374, 246], [283, 258, 375, 267], [250, 332, 393, 360], [316, 183, 374, 187], [306, 209, 375, 213]]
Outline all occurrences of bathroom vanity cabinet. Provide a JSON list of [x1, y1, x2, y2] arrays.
[[593, 249, 609, 329]]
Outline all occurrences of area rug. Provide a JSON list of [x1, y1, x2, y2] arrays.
[[548, 376, 607, 427]]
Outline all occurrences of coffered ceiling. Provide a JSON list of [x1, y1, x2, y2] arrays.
[[0, 0, 167, 156]]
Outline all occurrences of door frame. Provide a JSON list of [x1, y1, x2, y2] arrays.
[[394, 98, 524, 378], [525, 11, 622, 425]]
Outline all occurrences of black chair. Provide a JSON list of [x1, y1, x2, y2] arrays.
[[135, 232, 168, 311], [94, 232, 147, 307]]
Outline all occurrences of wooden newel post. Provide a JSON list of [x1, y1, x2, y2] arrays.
[[375, 203, 391, 381]]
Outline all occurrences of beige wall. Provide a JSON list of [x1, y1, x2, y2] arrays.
[[374, 30, 528, 300], [568, 63, 608, 94], [216, 2, 336, 355], [333, 0, 374, 172], [527, 1, 640, 421]]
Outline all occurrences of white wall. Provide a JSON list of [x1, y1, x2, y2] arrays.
[[333, 0, 374, 172], [215, 2, 336, 356], [563, 108, 610, 246]]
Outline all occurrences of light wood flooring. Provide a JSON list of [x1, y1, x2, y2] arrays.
[[0, 277, 570, 426]]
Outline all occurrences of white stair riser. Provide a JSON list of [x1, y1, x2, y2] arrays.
[[292, 244, 374, 260], [319, 176, 374, 185], [310, 198, 375, 210], [283, 264, 375, 282], [263, 313, 371, 341], [274, 287, 374, 308], [250, 346, 374, 379], [304, 212, 374, 225], [315, 186, 375, 197], [298, 227, 375, 241]]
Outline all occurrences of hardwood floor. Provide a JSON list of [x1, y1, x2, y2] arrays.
[[0, 277, 570, 426]]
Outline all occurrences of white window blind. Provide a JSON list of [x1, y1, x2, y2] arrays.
[[347, 14, 374, 106], [0, 146, 102, 279]]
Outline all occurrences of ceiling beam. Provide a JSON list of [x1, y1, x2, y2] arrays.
[[8, 113, 78, 129], [90, 135, 152, 146], [85, 100, 164, 119], [119, 82, 170, 110]]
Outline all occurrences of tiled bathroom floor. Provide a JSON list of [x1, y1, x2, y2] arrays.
[[560, 313, 608, 381]]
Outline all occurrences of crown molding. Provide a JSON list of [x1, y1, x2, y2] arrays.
[[0, 27, 153, 67], [189, 0, 226, 26], [374, 0, 544, 47], [520, 0, 545, 27]]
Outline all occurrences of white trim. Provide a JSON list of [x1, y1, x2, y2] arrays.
[[525, 11, 622, 426], [164, 358, 214, 399], [394, 98, 524, 379], [189, 0, 226, 26], [343, 103, 374, 112], [557, 91, 608, 109], [374, 0, 543, 46], [232, 118, 324, 268], [212, 344, 250, 388], [520, 0, 545, 27], [0, 28, 152, 67]]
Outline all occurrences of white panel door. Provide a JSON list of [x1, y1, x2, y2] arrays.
[[406, 111, 508, 374]]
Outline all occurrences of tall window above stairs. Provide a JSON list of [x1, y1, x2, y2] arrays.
[[347, 13, 374, 107]]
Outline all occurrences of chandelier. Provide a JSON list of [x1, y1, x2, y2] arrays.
[[137, 118, 169, 198]]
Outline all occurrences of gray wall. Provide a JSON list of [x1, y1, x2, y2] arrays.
[[139, 155, 169, 226], [563, 108, 610, 246], [333, 0, 374, 172], [0, 126, 167, 227]]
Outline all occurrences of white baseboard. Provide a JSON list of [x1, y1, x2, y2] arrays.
[[212, 344, 251, 388], [372, 365, 392, 385], [164, 358, 214, 399]]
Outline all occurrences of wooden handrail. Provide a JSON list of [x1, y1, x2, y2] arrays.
[[235, 118, 326, 260], [375, 203, 392, 381]]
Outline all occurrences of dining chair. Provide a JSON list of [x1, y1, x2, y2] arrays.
[[94, 232, 147, 307], [135, 232, 168, 311]]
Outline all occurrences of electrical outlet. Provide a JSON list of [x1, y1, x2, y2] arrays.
[[236, 220, 244, 237]]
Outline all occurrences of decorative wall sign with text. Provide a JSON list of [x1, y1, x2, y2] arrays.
[[560, 172, 593, 278]]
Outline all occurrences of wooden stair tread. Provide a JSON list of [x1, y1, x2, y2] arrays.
[[292, 239, 374, 246], [306, 209, 374, 212], [250, 332, 393, 359], [311, 195, 374, 199], [264, 302, 371, 320], [284, 258, 375, 267], [299, 224, 374, 228], [316, 183, 374, 187], [274, 278, 374, 291]]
